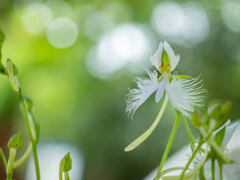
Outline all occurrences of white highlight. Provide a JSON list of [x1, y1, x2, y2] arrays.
[[47, 18, 78, 49]]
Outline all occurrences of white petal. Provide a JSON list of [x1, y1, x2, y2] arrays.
[[126, 70, 159, 117], [155, 81, 165, 103], [164, 76, 205, 118], [222, 121, 239, 147], [150, 42, 164, 70], [163, 41, 180, 72]]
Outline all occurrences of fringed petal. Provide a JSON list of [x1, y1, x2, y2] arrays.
[[164, 76, 206, 118], [126, 70, 160, 117]]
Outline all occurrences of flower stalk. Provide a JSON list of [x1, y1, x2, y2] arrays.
[[124, 95, 168, 152], [155, 111, 181, 180]]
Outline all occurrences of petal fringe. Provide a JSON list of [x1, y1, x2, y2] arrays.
[[164, 76, 206, 118], [126, 70, 160, 117]]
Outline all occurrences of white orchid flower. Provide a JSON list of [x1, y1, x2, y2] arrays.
[[125, 41, 205, 152], [213, 120, 239, 148], [126, 41, 205, 118]]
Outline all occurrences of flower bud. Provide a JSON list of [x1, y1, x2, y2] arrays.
[[7, 131, 22, 152], [208, 100, 231, 130], [190, 108, 206, 128], [6, 59, 20, 92]]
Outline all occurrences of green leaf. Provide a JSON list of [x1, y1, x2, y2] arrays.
[[24, 96, 40, 143], [175, 75, 191, 79], [7, 131, 22, 152], [24, 96, 34, 111], [215, 127, 226, 145]]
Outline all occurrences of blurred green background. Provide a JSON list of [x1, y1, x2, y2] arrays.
[[0, 0, 240, 179]]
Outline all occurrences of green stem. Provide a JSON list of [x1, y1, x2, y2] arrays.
[[0, 148, 7, 169], [6, 148, 16, 180], [179, 141, 204, 180], [199, 127, 232, 164], [154, 111, 181, 180], [211, 153, 215, 180], [20, 93, 40, 180], [182, 115, 195, 145], [65, 171, 70, 180], [7, 172, 13, 180], [219, 162, 223, 180], [124, 95, 169, 152], [13, 143, 32, 169]]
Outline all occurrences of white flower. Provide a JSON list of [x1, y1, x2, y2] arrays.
[[126, 41, 205, 118]]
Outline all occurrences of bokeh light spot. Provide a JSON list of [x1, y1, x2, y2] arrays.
[[151, 2, 209, 45], [86, 24, 150, 79], [221, 2, 240, 32], [22, 3, 53, 34], [47, 18, 78, 49]]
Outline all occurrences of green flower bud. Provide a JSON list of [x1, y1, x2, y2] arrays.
[[7, 131, 22, 152], [59, 152, 72, 180], [6, 59, 20, 92], [208, 100, 231, 130], [63, 152, 72, 172], [190, 108, 206, 128]]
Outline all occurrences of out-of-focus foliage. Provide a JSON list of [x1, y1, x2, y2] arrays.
[[0, 0, 240, 179]]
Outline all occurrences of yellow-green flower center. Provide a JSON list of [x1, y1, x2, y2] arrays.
[[160, 50, 171, 74]]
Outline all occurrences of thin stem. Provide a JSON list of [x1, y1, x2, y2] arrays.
[[6, 148, 16, 180], [219, 161, 223, 180], [211, 153, 215, 180], [0, 148, 7, 169], [179, 140, 204, 180], [13, 143, 32, 169], [124, 95, 169, 152], [7, 172, 13, 180], [155, 111, 181, 180], [182, 115, 195, 145], [20, 94, 40, 180]]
